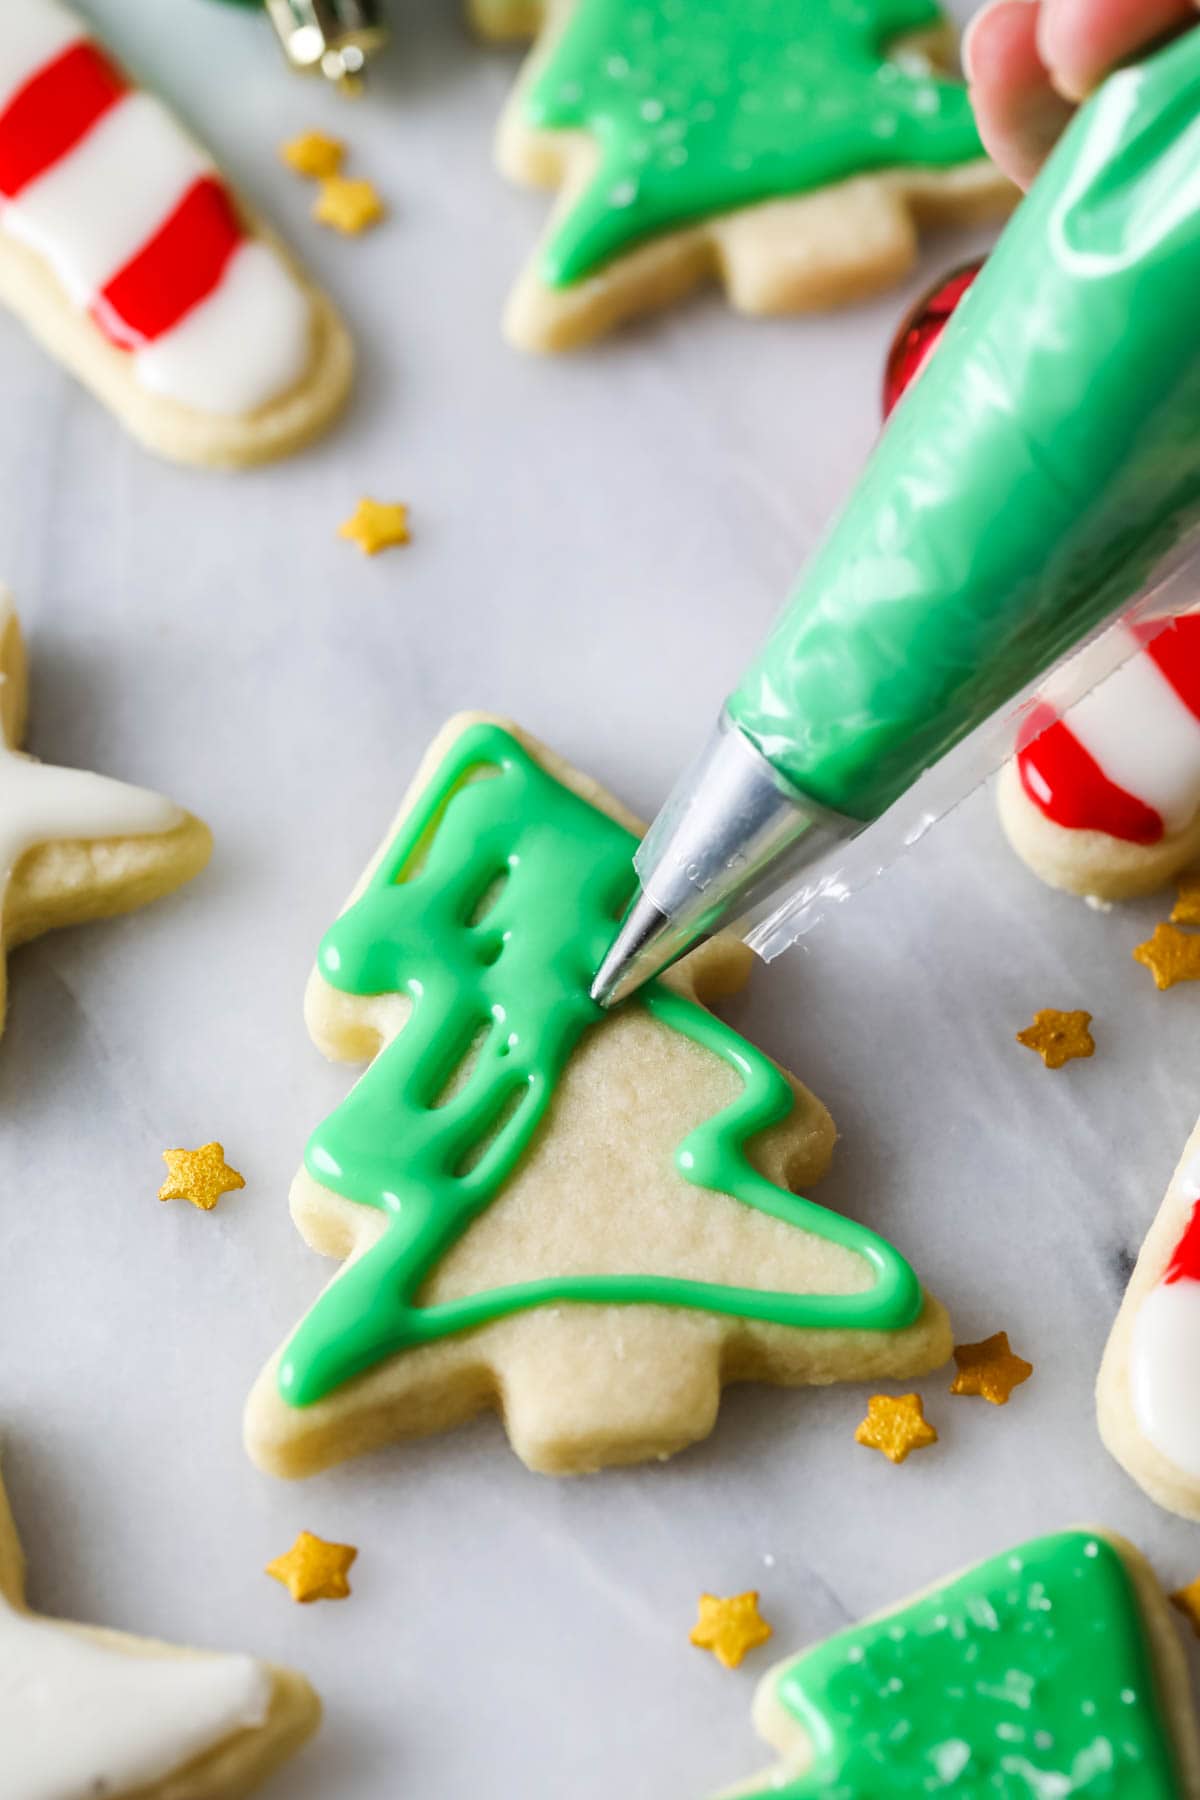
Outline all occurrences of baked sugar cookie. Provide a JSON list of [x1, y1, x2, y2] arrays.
[[726, 1529, 1200, 1798], [1098, 1115, 1200, 1522], [0, 592, 211, 1040], [245, 714, 949, 1479], [0, 1450, 319, 1797], [998, 614, 1200, 901], [474, 0, 1014, 352], [0, 0, 352, 466]]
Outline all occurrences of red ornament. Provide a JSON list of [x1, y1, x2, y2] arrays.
[[882, 258, 985, 420]]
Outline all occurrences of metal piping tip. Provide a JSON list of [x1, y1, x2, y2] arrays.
[[591, 892, 675, 1008], [591, 712, 862, 1011], [263, 0, 387, 86]]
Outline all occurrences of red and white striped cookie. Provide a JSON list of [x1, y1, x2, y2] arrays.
[[997, 614, 1200, 900], [1098, 1115, 1200, 1520], [0, 0, 352, 466]]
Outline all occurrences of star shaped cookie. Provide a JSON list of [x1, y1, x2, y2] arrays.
[[0, 594, 211, 1042], [266, 1532, 357, 1604], [855, 1394, 938, 1465], [281, 130, 345, 179], [950, 1331, 1033, 1405], [690, 1591, 773, 1669], [313, 176, 385, 235], [1133, 924, 1200, 991], [159, 1143, 246, 1212], [338, 498, 411, 556], [0, 1448, 318, 1795], [1016, 1009, 1095, 1069], [1172, 874, 1200, 927]]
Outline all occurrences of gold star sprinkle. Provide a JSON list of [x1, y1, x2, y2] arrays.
[[1172, 873, 1200, 928], [1016, 1008, 1095, 1069], [158, 1143, 245, 1212], [266, 1531, 357, 1604], [950, 1331, 1033, 1405], [1133, 924, 1200, 991], [1171, 1576, 1200, 1637], [855, 1394, 938, 1465], [339, 498, 410, 556], [313, 174, 385, 235], [280, 129, 345, 179], [689, 1592, 773, 1669]]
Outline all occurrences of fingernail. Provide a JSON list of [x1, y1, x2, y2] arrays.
[[960, 0, 1036, 85], [960, 6, 986, 82]]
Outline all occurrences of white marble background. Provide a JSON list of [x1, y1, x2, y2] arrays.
[[1, 2, 1198, 1795]]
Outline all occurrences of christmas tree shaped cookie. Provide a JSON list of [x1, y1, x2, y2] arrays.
[[0, 1449, 319, 1797], [473, 0, 1014, 351], [728, 1530, 1200, 1798], [0, 592, 211, 1042], [1098, 1113, 1200, 1521], [245, 714, 949, 1479]]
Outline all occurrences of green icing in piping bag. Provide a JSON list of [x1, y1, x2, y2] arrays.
[[278, 723, 922, 1408], [728, 26, 1200, 821], [741, 1531, 1181, 1797], [524, 0, 985, 288]]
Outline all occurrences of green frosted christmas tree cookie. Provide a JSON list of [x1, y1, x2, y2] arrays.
[[472, 0, 1014, 350], [727, 1530, 1200, 1798], [245, 714, 950, 1479]]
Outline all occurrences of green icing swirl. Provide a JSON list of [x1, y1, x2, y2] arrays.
[[278, 722, 921, 1409], [747, 1532, 1182, 1797], [524, 0, 986, 287]]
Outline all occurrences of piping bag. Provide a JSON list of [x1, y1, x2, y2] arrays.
[[593, 24, 1200, 1007]]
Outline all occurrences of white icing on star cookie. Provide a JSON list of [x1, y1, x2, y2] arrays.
[[0, 1451, 319, 1798], [0, 1606, 271, 1798], [0, 588, 211, 1040], [0, 590, 180, 894]]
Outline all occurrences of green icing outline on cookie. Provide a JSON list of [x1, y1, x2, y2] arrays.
[[278, 722, 923, 1408], [745, 1531, 1182, 1797], [523, 0, 986, 286]]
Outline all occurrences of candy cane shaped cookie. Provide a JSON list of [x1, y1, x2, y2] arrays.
[[1098, 1116, 1200, 1521], [0, 0, 352, 466], [997, 614, 1200, 900]]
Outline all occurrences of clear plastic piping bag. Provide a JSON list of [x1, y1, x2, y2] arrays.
[[747, 544, 1200, 963]]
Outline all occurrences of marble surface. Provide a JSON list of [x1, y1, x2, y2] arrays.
[[1, 3, 1198, 1796]]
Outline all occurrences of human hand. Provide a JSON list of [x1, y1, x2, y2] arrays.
[[964, 0, 1198, 187]]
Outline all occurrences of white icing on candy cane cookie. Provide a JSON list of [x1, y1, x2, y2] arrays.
[[998, 614, 1200, 899], [1098, 1117, 1200, 1521], [0, 1454, 319, 1797], [0, 0, 351, 464]]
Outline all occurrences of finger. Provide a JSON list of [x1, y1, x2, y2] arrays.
[[1038, 0, 1197, 102], [964, 0, 1077, 189]]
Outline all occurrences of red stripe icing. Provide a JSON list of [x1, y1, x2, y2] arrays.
[[90, 174, 243, 350], [1165, 1200, 1200, 1286], [1143, 614, 1200, 721], [1016, 701, 1164, 845], [0, 40, 126, 199]]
